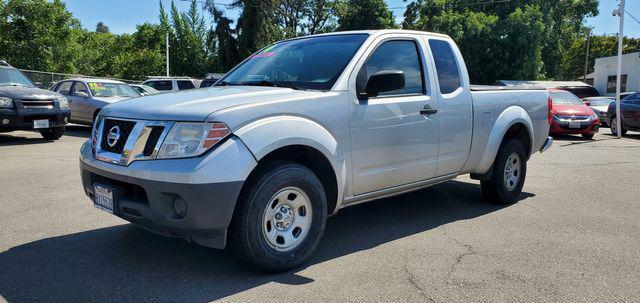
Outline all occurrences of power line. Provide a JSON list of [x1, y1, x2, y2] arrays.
[[625, 9, 640, 26]]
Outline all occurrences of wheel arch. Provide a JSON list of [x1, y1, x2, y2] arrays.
[[472, 106, 534, 176], [234, 116, 346, 215]]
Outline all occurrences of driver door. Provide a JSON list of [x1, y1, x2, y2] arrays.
[[349, 36, 439, 195], [70, 81, 91, 123]]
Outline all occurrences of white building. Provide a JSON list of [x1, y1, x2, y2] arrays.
[[593, 52, 640, 96]]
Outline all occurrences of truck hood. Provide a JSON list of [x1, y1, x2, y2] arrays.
[[0, 85, 62, 100], [552, 104, 594, 116], [99, 86, 322, 121]]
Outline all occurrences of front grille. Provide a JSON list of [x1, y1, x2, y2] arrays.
[[143, 126, 164, 156], [100, 119, 136, 154], [558, 115, 589, 121], [21, 99, 54, 109]]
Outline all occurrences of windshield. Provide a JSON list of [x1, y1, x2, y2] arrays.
[[87, 82, 139, 98], [0, 68, 34, 87], [550, 91, 584, 105], [218, 34, 369, 90], [587, 98, 614, 106]]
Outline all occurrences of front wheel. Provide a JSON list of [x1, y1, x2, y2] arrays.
[[481, 138, 527, 204], [39, 126, 65, 140], [228, 161, 327, 272]]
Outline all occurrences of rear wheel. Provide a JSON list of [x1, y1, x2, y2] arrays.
[[228, 161, 327, 272], [481, 138, 527, 204], [610, 117, 627, 136], [39, 126, 64, 140]]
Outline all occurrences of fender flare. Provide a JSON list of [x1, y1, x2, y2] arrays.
[[473, 106, 534, 175], [233, 115, 347, 213]]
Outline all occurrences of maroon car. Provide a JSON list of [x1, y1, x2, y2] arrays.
[[548, 89, 599, 139]]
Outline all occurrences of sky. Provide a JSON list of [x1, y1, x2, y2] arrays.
[[59, 0, 640, 38]]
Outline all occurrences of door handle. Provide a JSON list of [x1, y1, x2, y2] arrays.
[[420, 106, 437, 115]]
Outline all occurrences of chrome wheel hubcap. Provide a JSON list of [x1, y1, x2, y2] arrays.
[[504, 153, 521, 191], [262, 187, 312, 252]]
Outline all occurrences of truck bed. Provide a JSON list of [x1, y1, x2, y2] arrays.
[[470, 85, 546, 91]]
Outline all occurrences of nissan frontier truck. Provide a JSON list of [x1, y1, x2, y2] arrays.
[[80, 30, 553, 272]]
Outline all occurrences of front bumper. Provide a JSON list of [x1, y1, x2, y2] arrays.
[[550, 119, 599, 135], [0, 107, 70, 131], [79, 137, 257, 249]]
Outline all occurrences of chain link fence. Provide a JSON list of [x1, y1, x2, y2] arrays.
[[19, 69, 141, 89]]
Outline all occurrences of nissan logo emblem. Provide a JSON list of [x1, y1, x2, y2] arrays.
[[107, 126, 121, 147]]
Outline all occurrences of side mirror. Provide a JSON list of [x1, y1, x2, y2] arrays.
[[357, 70, 405, 99], [74, 91, 89, 98], [582, 99, 590, 106]]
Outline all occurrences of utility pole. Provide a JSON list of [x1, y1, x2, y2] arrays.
[[613, 0, 625, 138], [583, 28, 591, 83], [166, 32, 170, 77]]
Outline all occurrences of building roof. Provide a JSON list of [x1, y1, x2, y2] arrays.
[[497, 80, 592, 88]]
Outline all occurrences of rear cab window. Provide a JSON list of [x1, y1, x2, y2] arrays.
[[177, 80, 195, 90], [144, 80, 173, 91], [56, 81, 73, 95], [428, 39, 462, 94]]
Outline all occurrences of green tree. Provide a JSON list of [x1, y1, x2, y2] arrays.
[[335, 0, 395, 31], [563, 35, 640, 81], [205, 3, 240, 71], [235, 0, 282, 58], [95, 21, 110, 33]]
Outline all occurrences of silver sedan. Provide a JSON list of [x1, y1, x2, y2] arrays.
[[51, 79, 139, 125]]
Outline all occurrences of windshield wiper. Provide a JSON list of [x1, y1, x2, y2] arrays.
[[239, 80, 304, 90]]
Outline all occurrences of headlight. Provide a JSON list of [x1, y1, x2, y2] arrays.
[[57, 97, 69, 109], [0, 97, 13, 108], [589, 114, 598, 120], [157, 122, 230, 159]]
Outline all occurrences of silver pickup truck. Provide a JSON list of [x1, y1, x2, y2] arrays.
[[80, 30, 553, 272]]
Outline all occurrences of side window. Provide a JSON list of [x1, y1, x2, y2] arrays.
[[429, 39, 462, 94], [146, 80, 173, 91], [71, 82, 89, 96], [56, 81, 73, 95], [361, 40, 425, 97], [177, 80, 195, 90]]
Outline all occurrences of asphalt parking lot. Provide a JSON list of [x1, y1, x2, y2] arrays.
[[1, 126, 639, 303]]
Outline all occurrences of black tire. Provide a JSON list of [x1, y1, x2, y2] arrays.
[[39, 126, 65, 140], [582, 133, 594, 140], [610, 116, 627, 136], [228, 161, 327, 273], [480, 138, 527, 204]]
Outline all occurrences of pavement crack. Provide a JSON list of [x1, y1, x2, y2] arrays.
[[442, 228, 478, 284], [401, 254, 435, 302]]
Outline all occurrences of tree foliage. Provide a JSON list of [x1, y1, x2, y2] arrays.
[[403, 0, 598, 84], [563, 35, 640, 81], [335, 0, 395, 31]]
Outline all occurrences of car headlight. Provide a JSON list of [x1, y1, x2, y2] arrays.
[[589, 114, 598, 120], [0, 97, 13, 108], [57, 97, 69, 109], [157, 122, 230, 159]]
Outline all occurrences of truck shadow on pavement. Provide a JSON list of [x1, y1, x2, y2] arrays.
[[0, 180, 533, 303]]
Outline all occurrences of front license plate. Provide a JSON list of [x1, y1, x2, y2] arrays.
[[33, 119, 49, 129], [93, 184, 114, 213], [569, 121, 581, 129]]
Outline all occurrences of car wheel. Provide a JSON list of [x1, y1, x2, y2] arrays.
[[582, 133, 594, 140], [610, 117, 627, 136], [481, 138, 527, 205], [39, 126, 65, 140], [228, 161, 327, 272]]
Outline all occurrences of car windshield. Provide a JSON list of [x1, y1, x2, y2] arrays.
[[550, 91, 584, 105], [0, 68, 34, 87], [217, 34, 369, 91], [87, 82, 139, 98], [587, 98, 614, 106]]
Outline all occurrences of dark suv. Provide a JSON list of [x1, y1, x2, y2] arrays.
[[0, 61, 70, 140]]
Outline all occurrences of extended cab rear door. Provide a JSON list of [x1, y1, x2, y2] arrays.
[[424, 37, 473, 176], [348, 33, 439, 195]]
